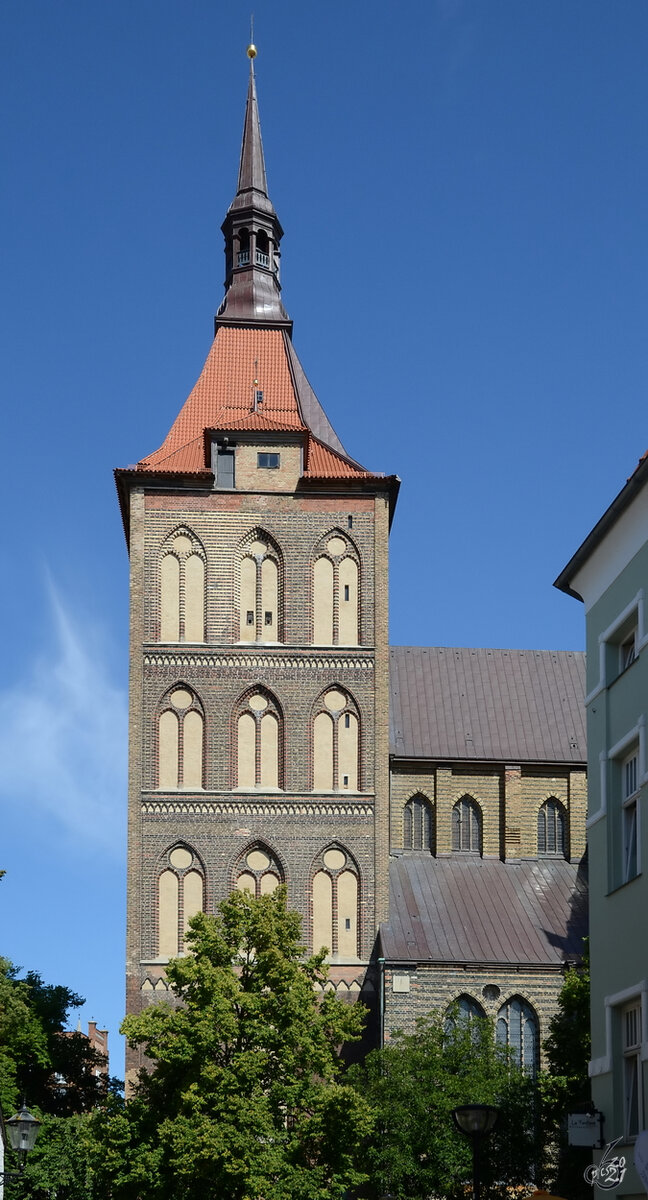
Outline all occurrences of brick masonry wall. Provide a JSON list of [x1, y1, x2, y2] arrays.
[[390, 762, 587, 861], [126, 481, 392, 1079], [383, 962, 565, 1066]]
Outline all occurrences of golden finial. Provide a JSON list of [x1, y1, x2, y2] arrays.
[[247, 14, 256, 59]]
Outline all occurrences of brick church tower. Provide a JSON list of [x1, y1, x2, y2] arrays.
[[116, 48, 399, 1075]]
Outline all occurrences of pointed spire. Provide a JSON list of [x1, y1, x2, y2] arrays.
[[236, 57, 269, 202], [216, 44, 291, 330]]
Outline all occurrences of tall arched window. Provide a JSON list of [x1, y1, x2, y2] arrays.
[[445, 994, 486, 1037], [452, 795, 482, 854], [158, 686, 204, 790], [312, 688, 360, 791], [403, 794, 435, 852], [538, 798, 567, 857], [236, 690, 282, 789], [236, 844, 283, 897], [239, 532, 282, 643], [157, 844, 205, 959], [312, 846, 359, 959], [496, 996, 539, 1076], [159, 529, 206, 643], [312, 532, 360, 645]]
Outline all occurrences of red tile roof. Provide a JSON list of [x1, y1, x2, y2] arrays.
[[136, 325, 379, 482], [138, 328, 305, 472], [305, 437, 372, 479]]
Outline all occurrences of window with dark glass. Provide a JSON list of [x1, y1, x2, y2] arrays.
[[496, 996, 539, 1077], [537, 799, 567, 857], [403, 794, 434, 852], [452, 796, 481, 854], [258, 452, 280, 469]]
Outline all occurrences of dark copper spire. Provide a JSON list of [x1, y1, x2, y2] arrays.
[[235, 57, 270, 206], [216, 48, 291, 330]]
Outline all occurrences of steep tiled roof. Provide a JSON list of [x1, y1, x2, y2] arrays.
[[390, 646, 586, 764], [136, 325, 376, 482], [305, 438, 373, 479], [138, 328, 304, 471], [382, 855, 588, 965]]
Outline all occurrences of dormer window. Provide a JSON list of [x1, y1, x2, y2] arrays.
[[258, 453, 280, 469]]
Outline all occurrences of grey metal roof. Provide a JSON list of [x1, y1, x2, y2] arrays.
[[381, 855, 588, 966], [390, 646, 586, 764]]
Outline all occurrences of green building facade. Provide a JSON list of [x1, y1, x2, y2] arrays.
[[556, 453, 648, 1198]]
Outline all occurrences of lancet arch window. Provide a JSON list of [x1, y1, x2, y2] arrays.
[[236, 689, 283, 790], [445, 994, 487, 1038], [403, 794, 435, 852], [311, 845, 360, 959], [538, 798, 567, 857], [159, 529, 206, 643], [157, 844, 205, 960], [312, 688, 360, 792], [496, 995, 539, 1076], [452, 795, 482, 854], [235, 844, 283, 898], [158, 686, 204, 790], [239, 531, 283, 643], [312, 531, 360, 646]]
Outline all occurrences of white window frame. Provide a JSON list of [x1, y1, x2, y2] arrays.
[[591, 716, 645, 838], [589, 590, 645, 703], [623, 999, 643, 1139], [622, 750, 639, 883], [590, 981, 648, 1079]]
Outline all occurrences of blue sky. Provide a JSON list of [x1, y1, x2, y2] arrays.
[[1, 1, 647, 1076]]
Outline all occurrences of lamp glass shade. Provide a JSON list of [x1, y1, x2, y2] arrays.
[[6, 1105, 42, 1154], [452, 1104, 499, 1137]]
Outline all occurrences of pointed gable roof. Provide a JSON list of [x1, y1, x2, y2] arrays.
[[136, 326, 373, 480]]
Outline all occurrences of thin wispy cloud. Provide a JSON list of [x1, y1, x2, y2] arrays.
[[0, 582, 127, 855]]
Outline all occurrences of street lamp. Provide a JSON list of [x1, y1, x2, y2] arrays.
[[452, 1103, 499, 1200], [1, 1103, 42, 1180]]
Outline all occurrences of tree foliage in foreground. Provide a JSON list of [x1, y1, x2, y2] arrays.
[[538, 941, 591, 1200], [349, 1009, 540, 1200], [90, 888, 374, 1200], [0, 957, 113, 1118]]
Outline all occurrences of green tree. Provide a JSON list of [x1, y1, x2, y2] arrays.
[[0, 959, 113, 1118], [0, 957, 49, 1115], [90, 888, 375, 1200], [4, 1114, 95, 1200], [539, 942, 591, 1200], [350, 1009, 540, 1200]]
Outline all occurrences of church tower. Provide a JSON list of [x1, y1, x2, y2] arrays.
[[116, 48, 398, 1075]]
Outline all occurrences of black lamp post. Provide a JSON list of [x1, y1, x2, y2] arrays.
[[452, 1103, 499, 1200], [1, 1103, 42, 1181]]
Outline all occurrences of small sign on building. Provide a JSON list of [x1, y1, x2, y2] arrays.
[[392, 974, 411, 993], [568, 1111, 603, 1148]]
